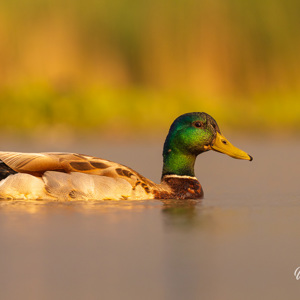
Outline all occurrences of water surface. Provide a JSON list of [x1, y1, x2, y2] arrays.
[[0, 138, 299, 299]]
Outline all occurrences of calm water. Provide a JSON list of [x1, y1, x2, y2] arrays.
[[0, 138, 300, 300]]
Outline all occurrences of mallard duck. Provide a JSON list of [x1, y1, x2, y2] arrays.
[[0, 112, 252, 200]]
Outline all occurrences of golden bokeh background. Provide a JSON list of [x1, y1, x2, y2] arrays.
[[0, 0, 299, 137]]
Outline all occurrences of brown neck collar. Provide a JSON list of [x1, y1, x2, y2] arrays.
[[157, 175, 203, 199]]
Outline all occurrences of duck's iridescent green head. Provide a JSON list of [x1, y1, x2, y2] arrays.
[[162, 112, 252, 177]]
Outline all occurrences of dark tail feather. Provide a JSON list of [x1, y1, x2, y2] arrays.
[[0, 160, 17, 180]]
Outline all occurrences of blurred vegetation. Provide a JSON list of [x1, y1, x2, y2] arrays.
[[0, 0, 299, 137]]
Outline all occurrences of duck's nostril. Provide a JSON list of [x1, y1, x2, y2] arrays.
[[222, 140, 227, 145]]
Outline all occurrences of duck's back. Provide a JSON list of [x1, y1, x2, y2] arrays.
[[0, 152, 157, 200]]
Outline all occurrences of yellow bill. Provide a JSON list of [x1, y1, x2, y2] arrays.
[[211, 132, 253, 161]]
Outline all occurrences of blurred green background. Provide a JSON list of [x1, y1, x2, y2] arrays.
[[0, 0, 299, 139]]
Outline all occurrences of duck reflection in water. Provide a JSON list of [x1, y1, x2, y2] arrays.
[[161, 199, 207, 229]]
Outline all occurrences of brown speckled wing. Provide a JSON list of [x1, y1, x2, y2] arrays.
[[57, 153, 157, 192], [0, 152, 156, 192]]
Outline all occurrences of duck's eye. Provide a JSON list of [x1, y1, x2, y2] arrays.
[[194, 121, 204, 128]]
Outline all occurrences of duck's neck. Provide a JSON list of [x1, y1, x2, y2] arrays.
[[162, 148, 196, 178]]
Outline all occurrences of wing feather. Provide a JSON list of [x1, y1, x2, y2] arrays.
[[0, 152, 63, 175], [0, 151, 156, 190]]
